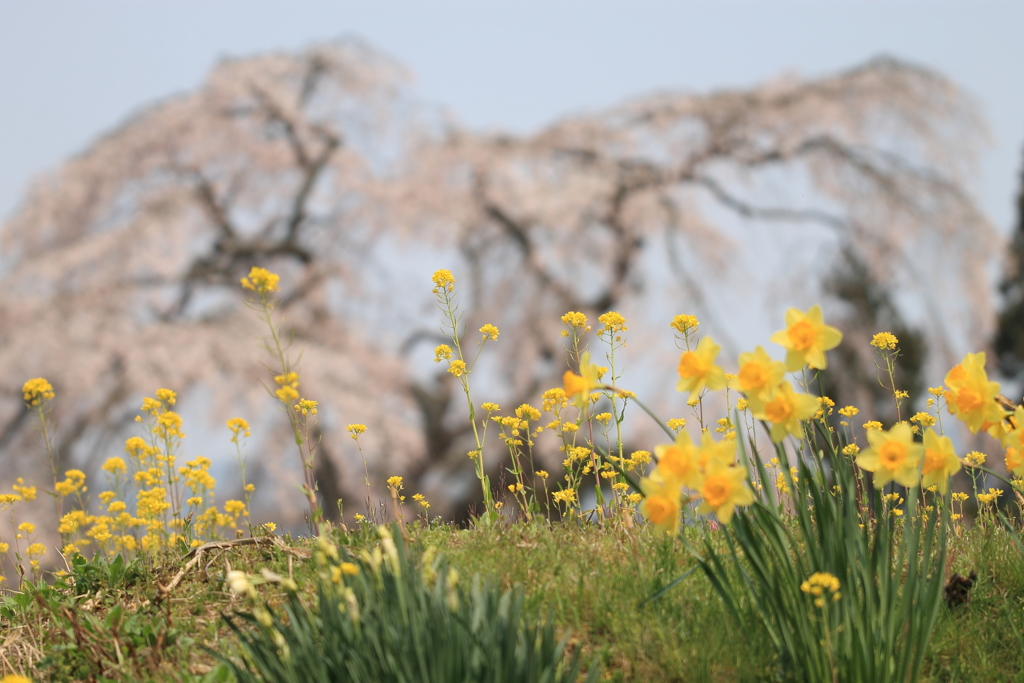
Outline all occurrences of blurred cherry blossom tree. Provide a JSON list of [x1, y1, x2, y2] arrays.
[[0, 39, 998, 525]]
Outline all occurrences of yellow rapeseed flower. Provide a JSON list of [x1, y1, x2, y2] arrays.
[[431, 269, 456, 293], [12, 479, 36, 501], [921, 429, 961, 494], [295, 398, 319, 416], [670, 314, 699, 335], [387, 476, 403, 490], [102, 457, 127, 475], [227, 417, 251, 441], [769, 305, 843, 372], [856, 422, 923, 488], [346, 424, 367, 440], [240, 266, 281, 296], [597, 311, 627, 334], [448, 360, 467, 378], [22, 377, 55, 406], [676, 336, 727, 399], [479, 324, 500, 341], [870, 332, 899, 351]]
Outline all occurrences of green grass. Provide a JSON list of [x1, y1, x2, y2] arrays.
[[0, 518, 1022, 682]]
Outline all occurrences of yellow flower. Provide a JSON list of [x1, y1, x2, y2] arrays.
[[754, 381, 818, 443], [731, 346, 786, 407], [431, 269, 455, 293], [102, 457, 127, 475], [17, 522, 35, 535], [479, 324, 500, 341], [275, 385, 299, 403], [943, 353, 1005, 434], [448, 360, 467, 378], [801, 572, 841, 607], [387, 476, 403, 490], [515, 404, 542, 422], [870, 332, 899, 351], [0, 674, 33, 683], [838, 406, 859, 418], [964, 450, 987, 467], [654, 431, 703, 489], [433, 344, 453, 362], [1006, 445, 1024, 478], [856, 422, 924, 488], [909, 412, 936, 427], [639, 473, 681, 535], [22, 377, 55, 406], [667, 418, 687, 431], [921, 429, 961, 494], [551, 488, 577, 505], [227, 417, 251, 441], [561, 311, 589, 329], [295, 398, 319, 416], [670, 314, 699, 335], [240, 266, 281, 295], [696, 460, 755, 524], [676, 337, 727, 398], [863, 421, 883, 431], [769, 305, 843, 371], [563, 352, 602, 409], [341, 562, 360, 576], [597, 311, 627, 334], [26, 543, 46, 558], [12, 479, 36, 501]]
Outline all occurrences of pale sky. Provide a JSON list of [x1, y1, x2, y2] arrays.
[[1, 0, 1023, 235]]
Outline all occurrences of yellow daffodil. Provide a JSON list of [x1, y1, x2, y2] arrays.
[[921, 428, 961, 494], [943, 352, 1005, 434], [696, 460, 755, 524], [754, 381, 818, 443], [563, 351, 602, 409], [856, 422, 924, 488], [1005, 446, 1024, 478], [639, 473, 682, 536], [731, 346, 787, 409], [653, 430, 703, 489], [696, 429, 737, 470], [676, 336, 727, 398], [769, 305, 843, 372]]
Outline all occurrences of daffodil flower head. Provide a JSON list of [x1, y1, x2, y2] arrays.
[[731, 346, 787, 408], [696, 429, 738, 470], [856, 422, 924, 488], [654, 430, 702, 489], [769, 305, 843, 372], [676, 336, 727, 399], [943, 352, 1006, 434], [696, 459, 755, 524], [563, 352, 601, 409], [639, 472, 682, 536], [921, 428, 961, 494], [753, 381, 819, 443], [1006, 446, 1024, 478]]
